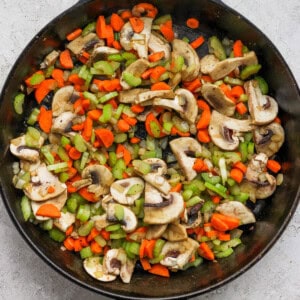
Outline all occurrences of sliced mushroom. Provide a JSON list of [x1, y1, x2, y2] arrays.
[[200, 54, 220, 74], [145, 224, 168, 240], [245, 80, 278, 125], [102, 248, 135, 283], [162, 223, 188, 242], [148, 32, 171, 60], [118, 88, 149, 103], [160, 238, 199, 270], [80, 165, 114, 198], [120, 17, 152, 59], [181, 202, 203, 229], [10, 135, 44, 162], [201, 83, 236, 116], [24, 164, 66, 201], [88, 46, 119, 65], [253, 122, 284, 157], [152, 88, 197, 124], [134, 158, 171, 195], [51, 112, 84, 134], [240, 153, 277, 200], [31, 190, 68, 221], [106, 203, 138, 233], [120, 58, 150, 90], [52, 86, 79, 117], [169, 137, 202, 181], [208, 51, 258, 81], [84, 257, 117, 282], [20, 159, 41, 172], [53, 211, 76, 232], [172, 39, 200, 81], [136, 90, 175, 104], [110, 177, 144, 205], [143, 184, 184, 224], [216, 201, 256, 225], [67, 33, 98, 55], [40, 50, 60, 69], [208, 110, 253, 151], [92, 214, 112, 230]]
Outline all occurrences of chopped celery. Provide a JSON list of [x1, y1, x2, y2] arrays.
[[94, 235, 107, 247], [208, 36, 227, 60], [114, 204, 125, 221], [205, 182, 228, 198], [41, 146, 55, 164], [30, 73, 45, 85], [80, 246, 93, 259], [126, 241, 140, 256], [77, 204, 91, 222], [78, 220, 94, 236], [127, 184, 144, 196], [109, 152, 117, 167], [47, 161, 68, 172], [114, 133, 127, 143], [49, 228, 65, 242], [67, 197, 78, 213], [113, 103, 124, 120], [140, 150, 157, 160], [153, 14, 172, 25], [27, 108, 40, 125], [240, 64, 261, 80], [171, 55, 184, 73], [215, 247, 234, 258], [122, 72, 142, 87], [224, 76, 244, 86], [122, 52, 137, 61], [132, 160, 151, 175], [93, 61, 114, 75], [60, 136, 70, 147], [112, 158, 126, 179], [82, 21, 96, 36], [57, 146, 69, 162], [108, 53, 124, 62], [182, 257, 203, 270], [13, 93, 25, 115], [106, 224, 122, 232], [235, 192, 249, 203], [59, 172, 69, 183], [74, 133, 87, 152], [99, 91, 119, 103], [183, 179, 206, 195], [186, 196, 203, 208], [40, 219, 53, 231], [239, 141, 248, 162], [25, 127, 41, 148], [20, 195, 32, 221], [153, 239, 166, 258], [201, 172, 221, 185], [80, 152, 89, 169], [255, 76, 269, 95], [99, 103, 112, 123], [132, 198, 144, 216], [83, 91, 97, 104], [182, 189, 193, 201]]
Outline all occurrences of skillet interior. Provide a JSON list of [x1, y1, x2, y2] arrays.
[[0, 0, 299, 298]]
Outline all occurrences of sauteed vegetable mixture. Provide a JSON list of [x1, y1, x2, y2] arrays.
[[10, 2, 284, 282]]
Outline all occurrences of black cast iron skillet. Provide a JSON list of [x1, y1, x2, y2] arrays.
[[0, 0, 299, 299]]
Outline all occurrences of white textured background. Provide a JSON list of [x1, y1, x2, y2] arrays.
[[0, 1, 299, 299]]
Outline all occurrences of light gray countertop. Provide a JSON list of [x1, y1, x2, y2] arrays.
[[0, 1, 299, 299]]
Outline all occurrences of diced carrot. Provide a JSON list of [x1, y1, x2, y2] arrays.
[[148, 51, 165, 62], [47, 186, 55, 194], [130, 137, 141, 144], [94, 128, 114, 148], [206, 230, 218, 238], [170, 182, 182, 192], [112, 40, 122, 50], [90, 241, 103, 254], [78, 186, 97, 202], [141, 68, 154, 80], [214, 213, 240, 230], [100, 229, 110, 241], [150, 66, 167, 81], [197, 129, 211, 143], [102, 78, 122, 92], [190, 35, 205, 49], [132, 3, 158, 18], [198, 242, 215, 260], [34, 79, 57, 104], [68, 147, 82, 160], [71, 122, 84, 131], [233, 161, 247, 174], [231, 86, 245, 98], [184, 78, 202, 92], [193, 158, 205, 172], [211, 214, 229, 232], [196, 109, 211, 129], [197, 99, 210, 111], [170, 126, 191, 137], [73, 98, 85, 115], [160, 20, 174, 42], [105, 24, 114, 47], [25, 70, 44, 87], [120, 10, 132, 20], [87, 109, 102, 120], [63, 237, 75, 251], [201, 75, 213, 82], [81, 99, 90, 111], [230, 168, 244, 183], [51, 68, 65, 87], [36, 203, 61, 218], [148, 264, 170, 277], [236, 102, 247, 115], [131, 104, 145, 114], [78, 236, 89, 247], [66, 28, 82, 41], [68, 73, 85, 85], [140, 258, 152, 271], [186, 17, 200, 29], [110, 13, 125, 32], [117, 119, 131, 132], [81, 117, 93, 141], [218, 232, 231, 241], [96, 15, 107, 39], [129, 17, 144, 33], [60, 49, 73, 69], [38, 106, 52, 133], [212, 195, 221, 204], [151, 81, 171, 91], [65, 225, 74, 236], [144, 239, 156, 259], [266, 159, 281, 173], [233, 40, 243, 57], [274, 116, 281, 124], [116, 144, 132, 166]]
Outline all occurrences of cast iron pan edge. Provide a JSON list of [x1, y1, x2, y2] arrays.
[[0, 0, 299, 299]]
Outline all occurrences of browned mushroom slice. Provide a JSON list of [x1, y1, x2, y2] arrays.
[[145, 224, 168, 240], [136, 90, 175, 104], [118, 88, 149, 103], [208, 51, 258, 80], [253, 122, 284, 157], [172, 39, 200, 81], [84, 257, 117, 282], [245, 80, 278, 125], [162, 223, 188, 242], [148, 32, 171, 60], [208, 110, 253, 151], [200, 54, 220, 74], [169, 137, 202, 181], [40, 50, 60, 69], [67, 33, 99, 55], [201, 83, 236, 117]]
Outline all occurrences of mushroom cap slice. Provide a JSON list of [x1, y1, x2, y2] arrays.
[[31, 189, 68, 221], [169, 137, 202, 181], [153, 89, 197, 124], [148, 32, 171, 60], [119, 256, 136, 284], [67, 32, 98, 55], [10, 135, 43, 162], [120, 58, 150, 90], [88, 46, 118, 65], [92, 214, 112, 230], [253, 122, 284, 157], [172, 39, 200, 81], [162, 223, 188, 242], [53, 211, 75, 232], [208, 110, 253, 151], [144, 185, 184, 225], [216, 201, 256, 225], [81, 165, 114, 198], [200, 54, 220, 74], [209, 51, 258, 81], [201, 83, 236, 117], [118, 88, 149, 103], [106, 203, 138, 233], [52, 86, 79, 117], [160, 238, 199, 270], [139, 158, 171, 195], [51, 112, 80, 134], [137, 90, 175, 104], [84, 257, 117, 282], [24, 164, 66, 201], [110, 177, 144, 205], [245, 80, 278, 125], [145, 224, 168, 240], [120, 17, 152, 59]]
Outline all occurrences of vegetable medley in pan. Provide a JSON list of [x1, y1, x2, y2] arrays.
[[10, 2, 284, 283]]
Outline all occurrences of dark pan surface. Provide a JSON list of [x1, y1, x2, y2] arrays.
[[0, 0, 299, 299]]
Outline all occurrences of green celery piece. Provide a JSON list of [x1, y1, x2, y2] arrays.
[[205, 182, 228, 198], [153, 239, 166, 258], [182, 189, 193, 201], [41, 146, 55, 164], [25, 126, 41, 148], [49, 228, 65, 242], [254, 76, 269, 94], [201, 172, 221, 185], [122, 52, 137, 61], [149, 121, 161, 137], [106, 224, 122, 232], [114, 204, 125, 221], [66, 197, 79, 213], [99, 91, 119, 103], [20, 196, 32, 221], [94, 235, 107, 247], [83, 91, 97, 104], [27, 108, 40, 125], [30, 73, 45, 85], [40, 219, 53, 231], [108, 152, 117, 167], [132, 160, 151, 175], [112, 159, 126, 179], [182, 257, 203, 270], [153, 14, 172, 25], [93, 61, 114, 75], [239, 141, 248, 162], [47, 161, 68, 172], [80, 246, 93, 259], [185, 196, 203, 208], [77, 204, 91, 222], [122, 72, 142, 87], [240, 64, 262, 80], [82, 22, 96, 36], [114, 133, 127, 143], [126, 184, 144, 196], [215, 247, 234, 258], [60, 136, 70, 147], [73, 134, 87, 152], [208, 36, 227, 60], [13, 93, 25, 115], [108, 53, 124, 62], [99, 103, 112, 123], [80, 152, 89, 169], [172, 55, 184, 73], [78, 220, 94, 236], [57, 146, 69, 162], [59, 172, 69, 183], [224, 76, 244, 86]]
